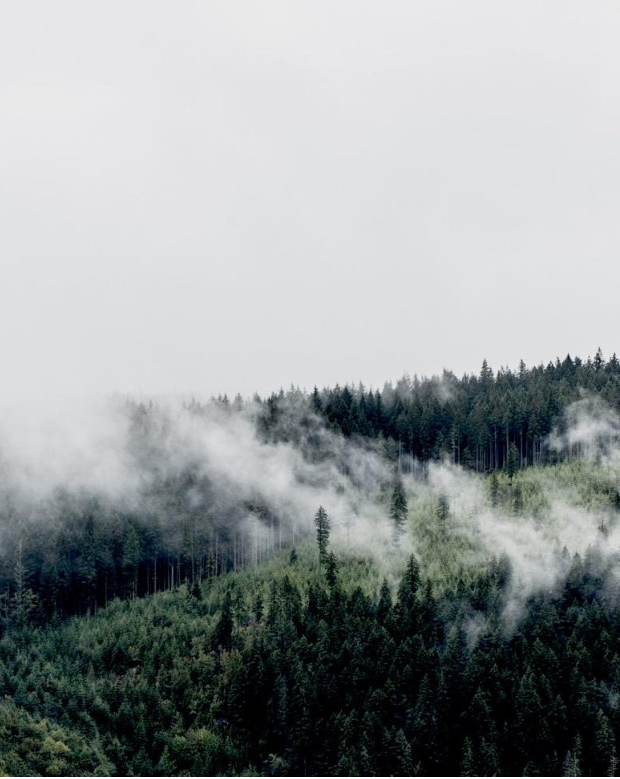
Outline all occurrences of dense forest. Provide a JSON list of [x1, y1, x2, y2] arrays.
[[310, 348, 620, 470], [2, 529, 620, 776], [1, 350, 620, 775], [3, 349, 620, 621]]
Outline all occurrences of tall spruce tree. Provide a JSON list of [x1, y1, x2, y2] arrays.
[[390, 472, 408, 548], [436, 494, 450, 533], [314, 506, 330, 571], [507, 441, 520, 483], [214, 589, 234, 650]]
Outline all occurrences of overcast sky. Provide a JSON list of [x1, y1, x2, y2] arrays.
[[1, 1, 619, 401]]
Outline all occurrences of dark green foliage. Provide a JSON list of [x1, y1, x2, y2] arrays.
[[123, 523, 140, 599], [314, 506, 330, 568], [377, 578, 392, 623], [299, 350, 620, 471], [390, 473, 408, 547], [507, 441, 520, 482], [595, 709, 616, 776], [435, 494, 450, 531], [253, 590, 264, 622], [325, 552, 339, 589], [190, 578, 202, 600], [1, 545, 620, 775], [0, 349, 617, 625], [0, 352, 618, 774], [214, 589, 234, 649]]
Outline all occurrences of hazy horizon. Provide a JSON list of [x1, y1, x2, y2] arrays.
[[2, 1, 619, 402]]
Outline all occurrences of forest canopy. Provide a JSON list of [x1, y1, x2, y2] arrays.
[[1, 350, 620, 776]]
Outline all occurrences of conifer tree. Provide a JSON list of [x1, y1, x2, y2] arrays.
[[190, 578, 202, 600], [12, 539, 25, 615], [377, 579, 392, 623], [311, 386, 322, 413], [400, 554, 421, 596], [325, 552, 339, 589], [461, 737, 475, 777], [393, 729, 414, 776], [489, 471, 499, 506], [507, 441, 520, 483], [214, 590, 234, 650], [123, 524, 140, 599], [563, 734, 582, 778], [314, 506, 330, 571], [513, 482, 524, 513], [253, 591, 264, 622], [436, 494, 450, 532], [390, 473, 408, 548], [595, 709, 615, 777]]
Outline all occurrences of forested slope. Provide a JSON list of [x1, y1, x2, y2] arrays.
[[309, 349, 620, 469], [2, 537, 620, 776], [1, 349, 619, 624], [1, 351, 620, 776]]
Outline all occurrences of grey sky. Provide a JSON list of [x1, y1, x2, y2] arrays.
[[1, 1, 619, 401]]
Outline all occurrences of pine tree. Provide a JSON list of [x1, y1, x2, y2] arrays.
[[595, 709, 615, 776], [311, 386, 322, 413], [377, 579, 392, 623], [594, 347, 604, 372], [513, 482, 524, 513], [13, 539, 25, 614], [436, 494, 450, 532], [390, 473, 408, 548], [479, 359, 494, 386], [78, 516, 98, 615], [214, 590, 234, 650], [393, 729, 414, 776], [563, 734, 582, 777], [11, 539, 38, 626], [461, 737, 475, 777], [489, 472, 499, 506], [400, 555, 421, 597], [325, 552, 339, 589], [507, 441, 520, 483], [123, 524, 140, 599], [253, 591, 264, 622], [314, 506, 330, 571], [609, 745, 618, 778]]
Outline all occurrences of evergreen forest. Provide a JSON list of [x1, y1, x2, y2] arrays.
[[2, 351, 620, 776]]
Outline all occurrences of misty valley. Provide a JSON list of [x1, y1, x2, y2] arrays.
[[2, 353, 620, 776]]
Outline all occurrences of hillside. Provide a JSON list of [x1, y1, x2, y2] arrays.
[[2, 351, 620, 625], [2, 508, 620, 776], [1, 358, 620, 775]]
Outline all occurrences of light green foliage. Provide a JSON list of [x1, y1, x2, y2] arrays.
[[399, 460, 620, 596], [0, 699, 112, 776]]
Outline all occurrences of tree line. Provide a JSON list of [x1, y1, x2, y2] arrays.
[[298, 348, 620, 470]]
